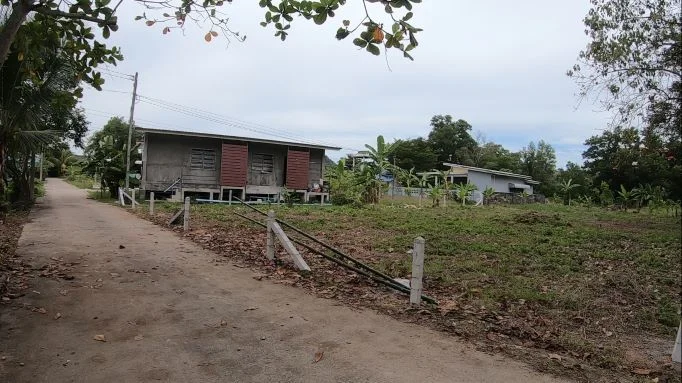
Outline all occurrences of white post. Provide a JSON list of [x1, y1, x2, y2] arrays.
[[266, 210, 275, 261], [118, 187, 125, 206], [149, 192, 155, 216], [410, 237, 425, 305], [673, 323, 681, 363], [131, 189, 136, 210], [183, 197, 190, 231]]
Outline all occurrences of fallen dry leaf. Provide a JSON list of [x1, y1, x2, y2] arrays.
[[548, 353, 562, 361], [313, 350, 324, 363], [93, 334, 106, 342], [54, 313, 61, 320], [35, 307, 47, 314], [134, 335, 144, 341], [632, 368, 651, 375]]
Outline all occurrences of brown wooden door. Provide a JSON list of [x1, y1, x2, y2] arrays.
[[220, 143, 248, 187]]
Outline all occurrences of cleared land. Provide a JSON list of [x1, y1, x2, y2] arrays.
[[138, 199, 681, 382]]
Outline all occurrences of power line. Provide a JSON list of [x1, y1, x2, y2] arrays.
[[137, 95, 324, 144], [100, 67, 134, 79], [137, 96, 335, 147]]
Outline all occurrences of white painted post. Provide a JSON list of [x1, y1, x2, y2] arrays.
[[673, 323, 681, 363], [118, 187, 125, 206], [131, 189, 136, 210], [266, 210, 275, 261], [410, 237, 425, 305], [149, 192, 155, 216], [183, 197, 190, 231]]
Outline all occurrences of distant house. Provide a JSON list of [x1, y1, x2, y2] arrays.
[[443, 163, 540, 195], [139, 128, 340, 202]]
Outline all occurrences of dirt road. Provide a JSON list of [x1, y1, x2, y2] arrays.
[[0, 179, 567, 383]]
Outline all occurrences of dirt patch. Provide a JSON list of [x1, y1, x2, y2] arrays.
[[0, 211, 29, 296], [132, 206, 681, 383]]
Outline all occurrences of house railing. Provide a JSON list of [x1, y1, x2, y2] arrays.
[[163, 177, 182, 193]]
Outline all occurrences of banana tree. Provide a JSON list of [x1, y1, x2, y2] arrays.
[[482, 186, 495, 205], [559, 178, 580, 206], [617, 185, 633, 212], [455, 182, 478, 206]]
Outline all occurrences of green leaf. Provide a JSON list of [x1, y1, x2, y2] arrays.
[[366, 43, 380, 56], [336, 28, 350, 40], [353, 38, 367, 48], [313, 13, 327, 25], [403, 12, 413, 21]]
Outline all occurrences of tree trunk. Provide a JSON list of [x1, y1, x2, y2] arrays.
[[0, 0, 35, 68], [0, 141, 6, 201]]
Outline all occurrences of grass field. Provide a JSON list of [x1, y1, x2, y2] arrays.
[[140, 199, 681, 380]]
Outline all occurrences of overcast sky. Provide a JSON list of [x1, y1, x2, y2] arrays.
[[80, 1, 611, 167]]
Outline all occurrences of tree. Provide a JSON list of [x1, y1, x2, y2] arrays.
[[82, 117, 141, 198], [454, 182, 477, 206], [558, 178, 580, 206], [568, 0, 681, 125], [582, 126, 674, 197], [388, 138, 438, 172], [47, 147, 76, 177], [556, 162, 592, 198], [482, 186, 495, 205], [519, 140, 557, 195], [427, 115, 477, 166], [0, 0, 424, 72], [617, 184, 634, 211], [0, 29, 88, 205], [476, 142, 522, 172], [364, 135, 395, 175]]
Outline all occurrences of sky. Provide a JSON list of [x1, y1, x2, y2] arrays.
[[80, 1, 613, 167]]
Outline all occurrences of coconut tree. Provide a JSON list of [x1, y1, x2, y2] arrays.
[[558, 178, 581, 206], [47, 148, 76, 177], [0, 46, 85, 205]]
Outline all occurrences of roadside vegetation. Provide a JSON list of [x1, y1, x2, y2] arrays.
[[135, 199, 680, 380]]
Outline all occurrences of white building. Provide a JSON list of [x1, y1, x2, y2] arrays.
[[443, 163, 540, 195]]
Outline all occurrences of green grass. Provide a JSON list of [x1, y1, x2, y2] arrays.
[[139, 199, 681, 370], [65, 174, 96, 189]]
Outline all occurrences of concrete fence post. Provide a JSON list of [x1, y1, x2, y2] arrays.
[[183, 197, 190, 231], [673, 323, 681, 363], [410, 236, 425, 305], [131, 189, 136, 210], [149, 192, 155, 216], [266, 210, 275, 260]]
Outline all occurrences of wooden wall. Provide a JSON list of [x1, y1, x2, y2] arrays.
[[143, 134, 220, 190], [247, 143, 287, 187]]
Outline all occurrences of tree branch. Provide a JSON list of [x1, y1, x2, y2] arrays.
[[32, 5, 116, 25]]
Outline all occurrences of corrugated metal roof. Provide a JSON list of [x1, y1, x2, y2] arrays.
[[138, 127, 341, 151], [443, 162, 540, 183]]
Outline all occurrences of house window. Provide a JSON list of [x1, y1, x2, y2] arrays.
[[190, 148, 215, 170], [251, 153, 274, 174]]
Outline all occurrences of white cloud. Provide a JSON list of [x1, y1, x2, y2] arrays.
[[79, 1, 609, 167]]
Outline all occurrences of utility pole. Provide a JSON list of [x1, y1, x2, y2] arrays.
[[124, 72, 139, 191]]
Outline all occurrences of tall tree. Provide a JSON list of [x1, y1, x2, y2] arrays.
[[582, 126, 677, 199], [388, 138, 438, 172], [568, 0, 681, 125], [426, 115, 477, 167], [82, 117, 141, 198], [519, 140, 557, 195], [0, 28, 88, 204]]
